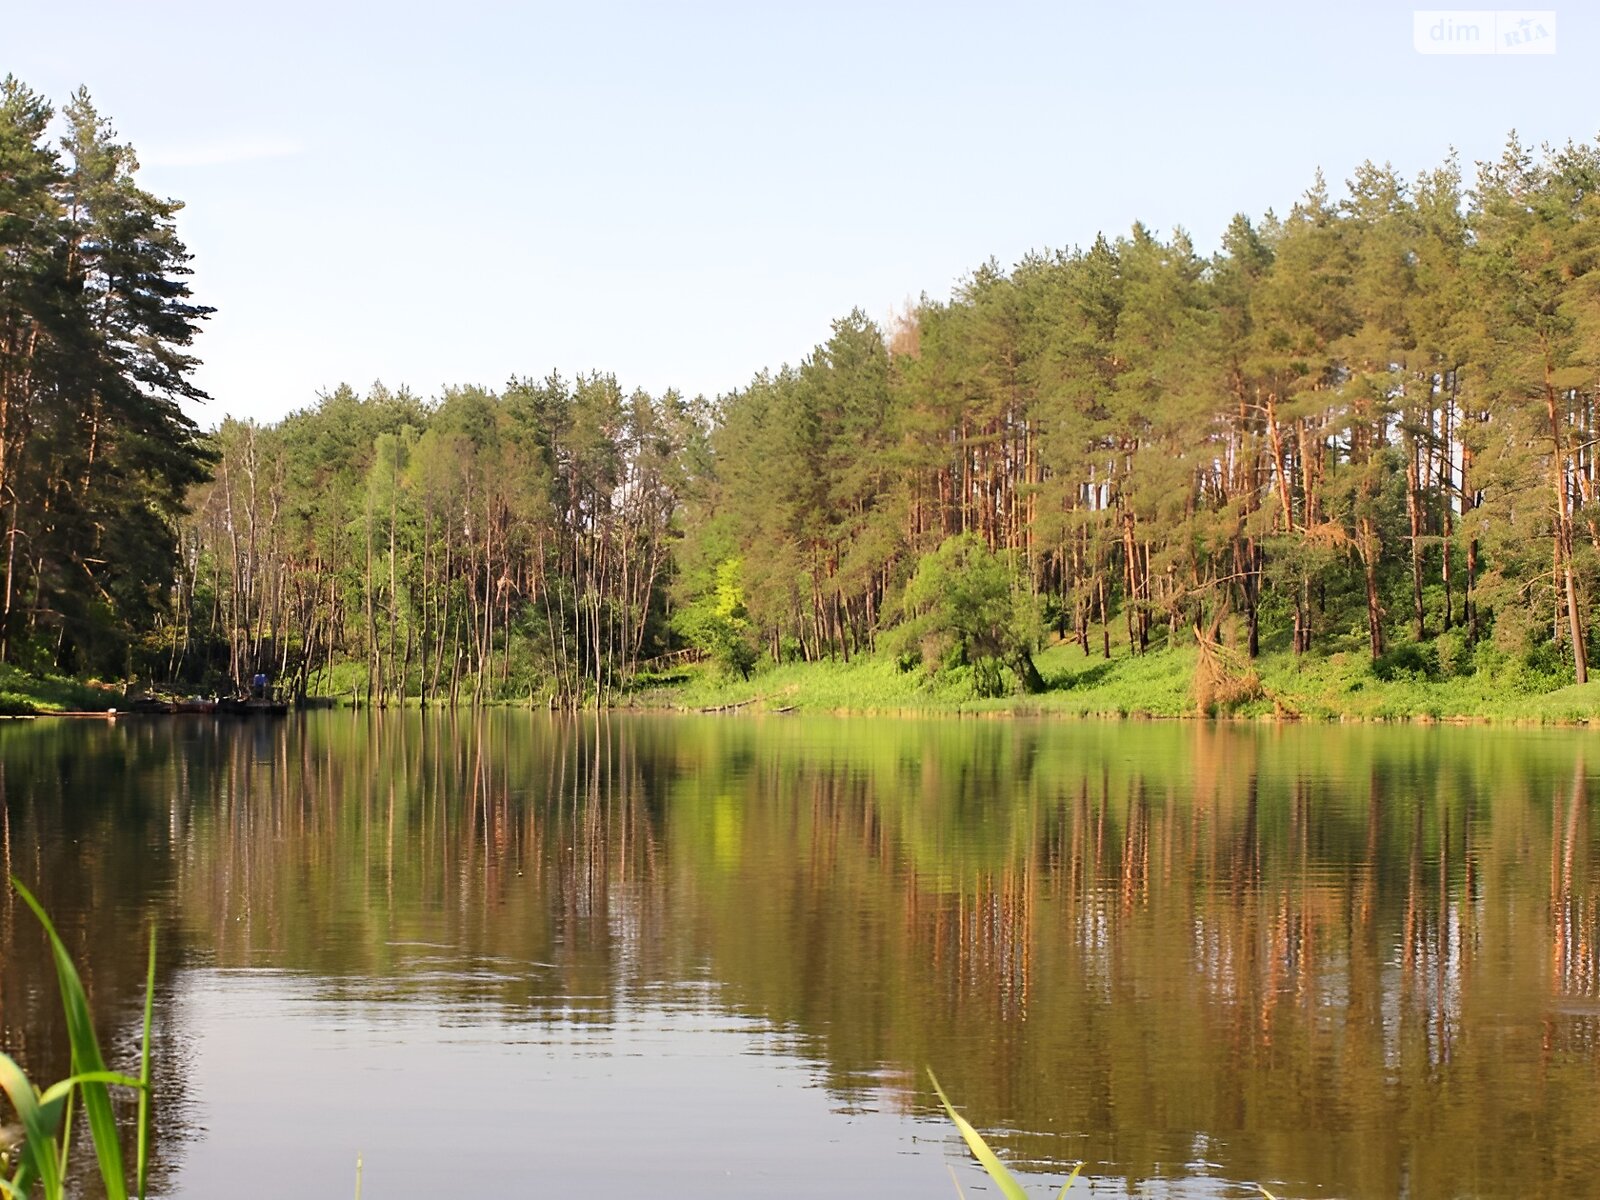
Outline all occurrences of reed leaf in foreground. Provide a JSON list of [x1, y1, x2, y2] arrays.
[[0, 1053, 67, 1199], [929, 1068, 1081, 1199], [4, 879, 155, 1200], [135, 933, 155, 1200], [929, 1068, 1288, 1198]]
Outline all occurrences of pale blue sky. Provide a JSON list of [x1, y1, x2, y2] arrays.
[[8, 0, 1594, 425]]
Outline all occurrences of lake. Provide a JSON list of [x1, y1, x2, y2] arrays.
[[2, 712, 1599, 1198]]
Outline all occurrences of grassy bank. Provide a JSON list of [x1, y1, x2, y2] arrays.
[[0, 666, 119, 715], [13, 637, 1600, 725], [628, 636, 1600, 724]]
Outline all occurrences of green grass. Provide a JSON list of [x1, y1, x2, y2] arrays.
[[1247, 649, 1600, 722], [641, 654, 932, 714], [633, 634, 1600, 724], [0, 667, 118, 715], [9, 628, 1599, 724], [630, 639, 1220, 719]]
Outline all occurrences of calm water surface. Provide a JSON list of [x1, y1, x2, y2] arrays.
[[3, 713, 1600, 1198]]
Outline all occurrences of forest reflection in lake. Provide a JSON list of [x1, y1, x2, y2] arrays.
[[2, 712, 1600, 1198]]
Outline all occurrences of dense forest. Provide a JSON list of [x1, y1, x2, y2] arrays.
[[7, 77, 1600, 708], [180, 378, 698, 705], [0, 78, 211, 679]]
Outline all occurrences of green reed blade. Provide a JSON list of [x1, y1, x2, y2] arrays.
[[4, 1060, 70, 1197], [137, 928, 155, 1200], [2, 1128, 47, 1195], [57, 1087, 74, 1185], [0, 1052, 63, 1199], [1055, 1160, 1083, 1196], [39, 1073, 143, 1106], [12, 879, 129, 1200], [928, 1069, 1030, 1200]]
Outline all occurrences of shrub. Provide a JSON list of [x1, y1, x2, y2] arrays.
[[1433, 628, 1471, 677], [888, 535, 1043, 697], [1372, 641, 1437, 682]]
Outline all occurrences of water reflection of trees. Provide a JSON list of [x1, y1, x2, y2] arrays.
[[649, 721, 1600, 1198], [6, 716, 1600, 1197], [175, 713, 679, 1017]]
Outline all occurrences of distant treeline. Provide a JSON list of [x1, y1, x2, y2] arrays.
[[8, 75, 1600, 704], [180, 379, 695, 705]]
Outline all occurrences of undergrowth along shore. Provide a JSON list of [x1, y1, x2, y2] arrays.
[[632, 637, 1600, 725], [9, 635, 1600, 725], [0, 667, 119, 716]]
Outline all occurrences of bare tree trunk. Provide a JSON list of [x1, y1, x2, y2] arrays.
[[1547, 369, 1588, 683], [1406, 423, 1426, 641]]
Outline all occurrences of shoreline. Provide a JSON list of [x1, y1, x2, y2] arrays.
[[618, 695, 1594, 728], [619, 640, 1600, 728], [11, 640, 1600, 727]]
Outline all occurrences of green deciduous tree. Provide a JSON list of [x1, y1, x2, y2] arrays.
[[890, 533, 1043, 697]]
